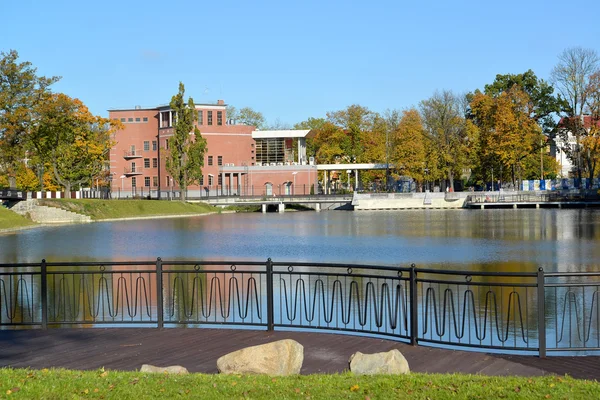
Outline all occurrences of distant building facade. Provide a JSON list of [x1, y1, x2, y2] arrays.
[[554, 115, 600, 178], [108, 100, 317, 198]]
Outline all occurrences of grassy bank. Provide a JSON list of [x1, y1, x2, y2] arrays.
[[0, 207, 36, 230], [0, 368, 597, 399], [37, 199, 219, 220]]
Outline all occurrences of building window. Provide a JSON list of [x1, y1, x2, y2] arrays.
[[131, 162, 137, 172], [198, 110, 203, 125], [136, 117, 141, 122], [165, 140, 169, 150], [208, 175, 213, 186], [131, 177, 137, 187], [217, 111, 223, 125], [208, 156, 213, 166], [218, 175, 222, 185], [143, 117, 148, 122], [128, 118, 133, 122], [207, 111, 213, 125], [120, 117, 126, 122], [144, 177, 150, 187], [200, 175, 204, 185], [144, 158, 150, 168], [144, 141, 150, 151], [152, 140, 157, 151], [153, 176, 158, 187], [217, 156, 223, 166], [152, 158, 158, 168]]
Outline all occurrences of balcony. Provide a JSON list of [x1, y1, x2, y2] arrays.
[[124, 166, 143, 176], [123, 150, 143, 160]]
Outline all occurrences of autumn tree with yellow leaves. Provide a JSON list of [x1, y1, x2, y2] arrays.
[[31, 93, 121, 196]]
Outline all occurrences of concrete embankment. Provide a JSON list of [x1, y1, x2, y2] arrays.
[[352, 192, 468, 210], [10, 199, 92, 223]]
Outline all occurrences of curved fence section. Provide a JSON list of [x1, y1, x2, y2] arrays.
[[1, 259, 600, 356]]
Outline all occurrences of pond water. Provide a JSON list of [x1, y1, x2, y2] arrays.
[[2, 209, 599, 353], [1, 209, 599, 272]]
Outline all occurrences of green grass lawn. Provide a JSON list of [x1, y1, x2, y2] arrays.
[[0, 206, 36, 230], [37, 199, 219, 220], [0, 368, 597, 399]]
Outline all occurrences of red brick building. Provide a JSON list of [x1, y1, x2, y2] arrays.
[[108, 101, 317, 198]]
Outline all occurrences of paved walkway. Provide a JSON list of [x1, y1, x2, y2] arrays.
[[1, 329, 599, 380]]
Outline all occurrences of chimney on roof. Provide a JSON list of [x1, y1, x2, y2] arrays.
[[217, 100, 224, 105]]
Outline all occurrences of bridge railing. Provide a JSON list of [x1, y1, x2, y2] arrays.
[[1, 259, 599, 356]]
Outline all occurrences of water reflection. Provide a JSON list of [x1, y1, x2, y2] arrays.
[[1, 210, 600, 272]]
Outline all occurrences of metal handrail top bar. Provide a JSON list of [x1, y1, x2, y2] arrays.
[[545, 272, 600, 277], [276, 271, 409, 280], [44, 261, 156, 267], [415, 268, 538, 278], [272, 261, 412, 272], [546, 282, 600, 288], [0, 263, 41, 268], [163, 260, 268, 266], [417, 278, 537, 288], [164, 269, 267, 274], [47, 270, 157, 275]]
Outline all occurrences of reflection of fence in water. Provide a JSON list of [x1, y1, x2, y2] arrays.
[[273, 263, 410, 339], [47, 268, 155, 324], [0, 268, 40, 325], [162, 262, 266, 327], [545, 273, 600, 352], [3, 260, 600, 355], [417, 274, 538, 351]]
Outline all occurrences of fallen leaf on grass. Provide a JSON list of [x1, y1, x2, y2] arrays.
[[350, 385, 360, 392], [100, 371, 109, 378], [514, 387, 521, 393], [129, 378, 139, 385]]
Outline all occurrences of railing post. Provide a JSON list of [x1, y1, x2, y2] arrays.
[[537, 267, 546, 358], [41, 259, 48, 329], [410, 263, 418, 346], [156, 257, 164, 329], [266, 258, 274, 331]]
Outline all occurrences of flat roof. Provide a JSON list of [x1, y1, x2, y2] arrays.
[[252, 129, 315, 139]]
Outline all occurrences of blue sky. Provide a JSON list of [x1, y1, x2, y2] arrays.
[[3, 0, 599, 126]]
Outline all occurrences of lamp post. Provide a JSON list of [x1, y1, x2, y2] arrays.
[[385, 127, 389, 192]]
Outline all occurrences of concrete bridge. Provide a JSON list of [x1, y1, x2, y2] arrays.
[[195, 194, 354, 212]]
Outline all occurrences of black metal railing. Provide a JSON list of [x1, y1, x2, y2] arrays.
[[1, 259, 600, 356]]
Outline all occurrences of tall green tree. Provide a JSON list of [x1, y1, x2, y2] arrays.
[[0, 50, 60, 186], [327, 104, 375, 163], [294, 117, 327, 158], [420, 91, 470, 191], [226, 106, 265, 128], [165, 82, 207, 202]]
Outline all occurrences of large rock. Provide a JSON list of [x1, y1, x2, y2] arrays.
[[217, 339, 303, 375], [140, 364, 189, 374], [349, 349, 410, 375]]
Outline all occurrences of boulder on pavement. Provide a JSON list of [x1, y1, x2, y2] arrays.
[[217, 339, 303, 375], [349, 349, 409, 375]]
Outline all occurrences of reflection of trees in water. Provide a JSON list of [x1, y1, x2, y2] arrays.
[[0, 273, 38, 324], [47, 268, 154, 324]]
